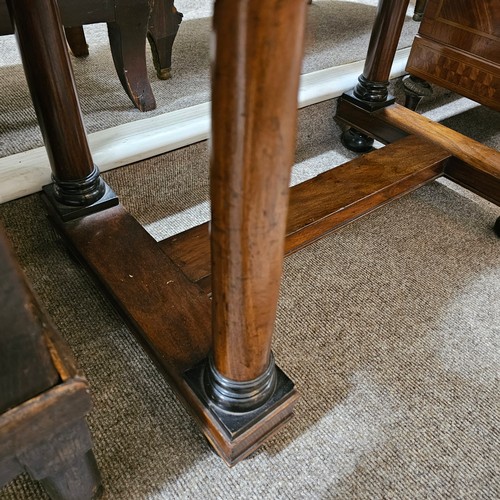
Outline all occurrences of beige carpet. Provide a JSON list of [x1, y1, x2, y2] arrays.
[[0, 0, 419, 157], [1, 1, 499, 498], [1, 93, 499, 498]]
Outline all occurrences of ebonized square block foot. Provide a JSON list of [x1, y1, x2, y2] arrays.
[[184, 361, 298, 466]]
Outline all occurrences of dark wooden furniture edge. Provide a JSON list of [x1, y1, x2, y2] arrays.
[[444, 157, 500, 206], [0, 228, 101, 498], [406, 36, 500, 112], [0, 379, 91, 459]]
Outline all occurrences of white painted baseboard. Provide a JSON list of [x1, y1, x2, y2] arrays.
[[0, 48, 411, 204]]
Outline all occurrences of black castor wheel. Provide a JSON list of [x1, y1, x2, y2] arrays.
[[341, 128, 374, 153]]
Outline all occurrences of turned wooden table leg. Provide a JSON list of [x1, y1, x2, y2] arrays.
[[198, 0, 307, 413], [341, 0, 411, 152], [412, 0, 428, 21], [6, 0, 117, 221]]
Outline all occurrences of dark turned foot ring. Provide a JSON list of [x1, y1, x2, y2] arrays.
[[52, 165, 105, 206], [42, 166, 118, 222], [402, 75, 432, 111], [204, 354, 277, 413], [354, 74, 390, 102]]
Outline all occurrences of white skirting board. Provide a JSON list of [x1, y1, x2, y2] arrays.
[[0, 48, 411, 204]]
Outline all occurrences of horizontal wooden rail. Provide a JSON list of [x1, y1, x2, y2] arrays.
[[377, 104, 500, 175], [160, 135, 450, 286]]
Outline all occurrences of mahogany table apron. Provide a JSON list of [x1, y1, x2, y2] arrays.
[[7, 0, 499, 467]]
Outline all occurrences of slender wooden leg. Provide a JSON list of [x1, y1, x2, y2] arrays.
[[6, 0, 117, 221], [107, 0, 156, 111], [494, 217, 500, 237], [147, 0, 183, 80], [341, 0, 411, 151], [65, 26, 89, 57], [413, 0, 428, 21], [355, 0, 411, 102], [196, 0, 307, 414]]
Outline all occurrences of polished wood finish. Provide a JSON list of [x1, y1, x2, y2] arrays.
[[6, 0, 94, 182], [362, 0, 411, 84], [344, 0, 411, 152], [210, 0, 307, 383], [47, 203, 299, 465], [406, 0, 500, 111], [445, 157, 500, 207], [337, 98, 408, 144], [378, 104, 500, 174], [160, 135, 450, 286], [0, 0, 182, 111], [48, 135, 449, 463], [53, 205, 212, 374], [336, 104, 500, 210], [0, 228, 102, 499], [13, 0, 498, 466], [64, 26, 89, 57]]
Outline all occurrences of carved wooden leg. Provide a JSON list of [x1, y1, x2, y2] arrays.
[[6, 0, 117, 221], [65, 26, 89, 57], [108, 0, 156, 111], [20, 420, 102, 500], [147, 0, 183, 80], [341, 0, 411, 151], [188, 0, 307, 418]]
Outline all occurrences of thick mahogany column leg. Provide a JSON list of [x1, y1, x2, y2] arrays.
[[341, 0, 411, 151], [147, 0, 183, 80], [6, 0, 117, 221], [186, 0, 307, 423], [208, 0, 306, 410]]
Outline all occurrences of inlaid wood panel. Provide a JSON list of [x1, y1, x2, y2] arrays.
[[407, 37, 499, 110], [406, 0, 500, 110]]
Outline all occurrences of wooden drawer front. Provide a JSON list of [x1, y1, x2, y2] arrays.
[[419, 0, 500, 64], [407, 36, 500, 111]]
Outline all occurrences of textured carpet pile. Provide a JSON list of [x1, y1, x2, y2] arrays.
[[0, 0, 418, 156], [0, 0, 499, 498]]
